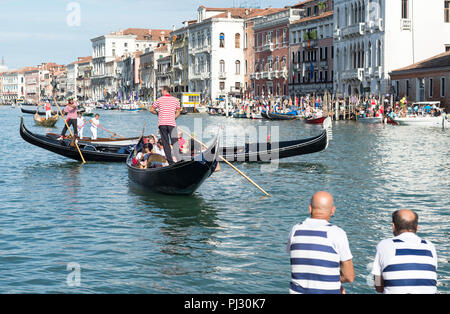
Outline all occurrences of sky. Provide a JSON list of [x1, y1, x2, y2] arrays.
[[0, 0, 298, 70]]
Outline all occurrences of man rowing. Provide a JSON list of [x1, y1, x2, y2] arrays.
[[149, 86, 182, 165], [58, 98, 78, 140]]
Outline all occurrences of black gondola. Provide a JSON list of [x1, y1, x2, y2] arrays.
[[264, 111, 299, 121], [20, 117, 133, 162], [20, 117, 332, 163], [220, 117, 332, 162], [126, 135, 220, 195]]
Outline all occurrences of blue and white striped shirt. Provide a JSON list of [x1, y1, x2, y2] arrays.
[[287, 218, 353, 294], [372, 232, 438, 294]]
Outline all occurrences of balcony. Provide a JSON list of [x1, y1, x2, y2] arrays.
[[400, 18, 411, 31], [341, 68, 364, 81], [218, 72, 226, 79], [302, 40, 318, 49], [173, 63, 183, 71], [341, 23, 365, 38], [262, 43, 274, 52], [333, 28, 341, 40]]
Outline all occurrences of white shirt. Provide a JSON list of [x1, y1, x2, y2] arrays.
[[91, 117, 99, 129], [287, 218, 353, 262], [372, 232, 438, 294], [154, 145, 165, 157]]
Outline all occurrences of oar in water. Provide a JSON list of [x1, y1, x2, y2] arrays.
[[52, 97, 86, 164], [179, 128, 271, 197]]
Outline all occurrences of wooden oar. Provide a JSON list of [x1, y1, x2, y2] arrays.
[[53, 97, 86, 164], [91, 122, 124, 139], [179, 128, 271, 197]]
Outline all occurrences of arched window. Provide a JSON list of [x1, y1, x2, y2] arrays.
[[220, 33, 225, 48], [220, 60, 225, 73], [235, 60, 241, 75], [235, 33, 241, 48]]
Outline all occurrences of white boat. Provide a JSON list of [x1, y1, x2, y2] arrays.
[[393, 115, 448, 128], [357, 117, 382, 124]]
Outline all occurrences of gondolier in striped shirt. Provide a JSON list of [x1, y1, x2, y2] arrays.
[[149, 86, 182, 165], [287, 191, 355, 294], [371, 209, 438, 294]]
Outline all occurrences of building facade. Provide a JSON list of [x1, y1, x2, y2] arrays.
[[390, 51, 450, 112], [24, 67, 40, 104], [90, 28, 170, 101], [333, 0, 450, 98], [289, 0, 334, 98], [251, 8, 301, 98]]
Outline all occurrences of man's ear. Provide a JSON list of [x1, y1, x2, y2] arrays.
[[331, 206, 336, 217], [308, 205, 312, 216]]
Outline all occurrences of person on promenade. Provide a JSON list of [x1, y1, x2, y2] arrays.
[[287, 191, 355, 294], [371, 209, 438, 294], [149, 86, 181, 165], [59, 98, 78, 140]]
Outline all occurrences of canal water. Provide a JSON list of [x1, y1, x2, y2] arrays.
[[0, 106, 448, 293]]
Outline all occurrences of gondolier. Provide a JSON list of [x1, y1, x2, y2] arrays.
[[149, 86, 182, 165], [59, 98, 78, 140]]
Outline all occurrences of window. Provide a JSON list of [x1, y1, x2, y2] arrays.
[[220, 33, 225, 48], [235, 33, 240, 48], [220, 60, 225, 73], [402, 0, 408, 19], [406, 80, 410, 97], [441, 77, 446, 97], [235, 60, 241, 75], [446, 1, 450, 23], [220, 81, 225, 90], [429, 78, 433, 97]]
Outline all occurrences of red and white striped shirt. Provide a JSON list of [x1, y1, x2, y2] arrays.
[[151, 94, 181, 127]]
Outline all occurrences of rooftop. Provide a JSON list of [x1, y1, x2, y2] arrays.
[[391, 51, 450, 73]]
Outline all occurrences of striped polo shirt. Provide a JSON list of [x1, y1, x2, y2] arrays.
[[372, 232, 438, 294], [151, 94, 181, 127], [287, 218, 353, 294]]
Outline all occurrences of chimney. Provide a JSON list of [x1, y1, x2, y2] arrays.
[[227, 11, 231, 19]]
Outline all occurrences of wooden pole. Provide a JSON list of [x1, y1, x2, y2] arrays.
[[53, 97, 86, 164], [179, 128, 271, 197]]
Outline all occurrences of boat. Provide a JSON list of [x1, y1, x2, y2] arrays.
[[356, 116, 383, 124], [127, 134, 220, 195], [45, 132, 142, 146], [20, 117, 134, 162], [220, 117, 332, 162], [304, 116, 326, 125], [21, 108, 56, 116], [264, 111, 299, 121], [21, 117, 333, 164], [392, 115, 448, 128], [34, 112, 59, 127]]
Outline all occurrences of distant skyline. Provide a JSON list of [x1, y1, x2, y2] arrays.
[[0, 0, 298, 70]]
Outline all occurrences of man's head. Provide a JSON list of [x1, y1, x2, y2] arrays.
[[161, 86, 170, 95], [392, 209, 418, 236], [308, 191, 336, 221]]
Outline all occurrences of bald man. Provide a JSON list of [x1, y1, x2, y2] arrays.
[[371, 209, 438, 294], [287, 191, 355, 294]]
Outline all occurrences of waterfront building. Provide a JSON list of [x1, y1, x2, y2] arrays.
[[90, 28, 170, 101], [390, 51, 450, 112], [289, 0, 334, 98], [67, 57, 91, 100], [117, 51, 144, 102], [53, 69, 67, 101], [187, 6, 257, 102], [24, 67, 40, 104], [243, 8, 285, 99], [251, 7, 302, 98], [171, 21, 195, 95], [156, 55, 172, 97], [2, 69, 25, 104], [38, 63, 64, 101], [333, 0, 450, 98], [75, 57, 93, 101], [139, 42, 170, 101]]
